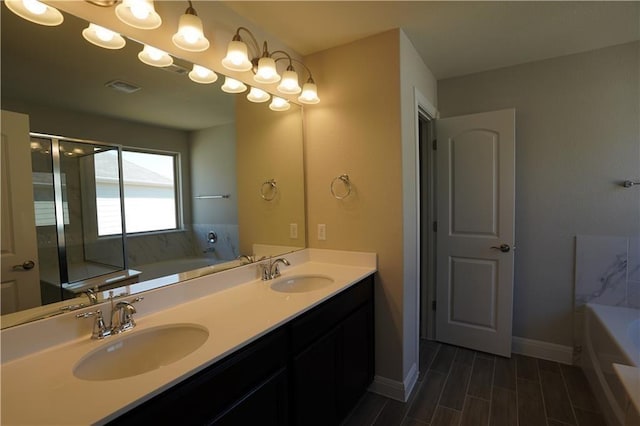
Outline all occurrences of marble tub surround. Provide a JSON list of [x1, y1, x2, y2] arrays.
[[0, 249, 376, 425], [192, 223, 240, 260], [575, 235, 640, 309]]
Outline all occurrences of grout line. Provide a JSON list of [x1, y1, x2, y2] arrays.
[[533, 357, 551, 426], [433, 345, 456, 425], [487, 353, 496, 426], [558, 363, 579, 425], [369, 399, 388, 426]]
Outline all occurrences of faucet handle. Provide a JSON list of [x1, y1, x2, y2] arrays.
[[76, 309, 111, 339]]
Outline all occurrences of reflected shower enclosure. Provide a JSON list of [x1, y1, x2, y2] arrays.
[[31, 134, 127, 304]]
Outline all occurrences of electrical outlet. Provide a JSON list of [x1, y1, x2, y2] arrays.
[[317, 224, 326, 241], [289, 223, 298, 239]]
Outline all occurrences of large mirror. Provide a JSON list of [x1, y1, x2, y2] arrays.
[[0, 6, 306, 328]]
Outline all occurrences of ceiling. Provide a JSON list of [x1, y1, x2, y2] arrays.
[[224, 1, 640, 79]]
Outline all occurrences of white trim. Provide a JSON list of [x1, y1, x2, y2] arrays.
[[511, 336, 573, 364], [369, 362, 419, 402]]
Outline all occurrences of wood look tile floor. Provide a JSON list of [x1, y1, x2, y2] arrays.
[[343, 340, 607, 426]]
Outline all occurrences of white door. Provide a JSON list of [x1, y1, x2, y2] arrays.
[[1, 110, 41, 314], [435, 109, 515, 357]]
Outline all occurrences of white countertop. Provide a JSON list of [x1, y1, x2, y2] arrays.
[[0, 249, 376, 425]]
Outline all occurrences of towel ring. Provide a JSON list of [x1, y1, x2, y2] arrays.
[[331, 174, 352, 200], [260, 179, 278, 201]]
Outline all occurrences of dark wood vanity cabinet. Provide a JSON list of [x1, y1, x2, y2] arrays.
[[290, 275, 375, 425], [109, 275, 374, 426]]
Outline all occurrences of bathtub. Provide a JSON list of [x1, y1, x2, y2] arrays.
[[582, 303, 640, 426], [133, 257, 239, 282]]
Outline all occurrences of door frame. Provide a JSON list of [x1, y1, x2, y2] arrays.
[[414, 89, 438, 349]]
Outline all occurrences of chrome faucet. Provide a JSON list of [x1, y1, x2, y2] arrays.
[[238, 254, 266, 265], [76, 296, 143, 339], [259, 257, 290, 280], [111, 301, 137, 333]]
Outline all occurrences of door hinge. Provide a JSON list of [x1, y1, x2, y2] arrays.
[[432, 221, 437, 232], [432, 300, 437, 311], [432, 139, 437, 150]]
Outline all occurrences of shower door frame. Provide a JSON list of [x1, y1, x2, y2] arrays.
[[32, 132, 128, 290]]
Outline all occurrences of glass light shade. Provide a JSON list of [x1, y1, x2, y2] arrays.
[[172, 13, 209, 52], [221, 40, 252, 72], [5, 0, 64, 26], [298, 82, 320, 104], [82, 24, 126, 49], [188, 65, 218, 84], [254, 57, 280, 84], [277, 69, 301, 94], [221, 77, 247, 94], [115, 0, 161, 30], [138, 45, 173, 67], [269, 97, 290, 112], [246, 87, 270, 103]]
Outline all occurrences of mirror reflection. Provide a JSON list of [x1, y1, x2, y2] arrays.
[[1, 7, 306, 328]]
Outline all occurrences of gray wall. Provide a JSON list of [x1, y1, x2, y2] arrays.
[[437, 41, 640, 347]]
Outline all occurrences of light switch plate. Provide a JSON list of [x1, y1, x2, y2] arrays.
[[318, 224, 326, 241]]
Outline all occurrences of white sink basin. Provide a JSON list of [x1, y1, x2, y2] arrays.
[[74, 324, 209, 381], [270, 274, 334, 293]]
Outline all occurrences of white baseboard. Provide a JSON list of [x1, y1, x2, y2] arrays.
[[369, 362, 419, 402], [512, 336, 573, 365]]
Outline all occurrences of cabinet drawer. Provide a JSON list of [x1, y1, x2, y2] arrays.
[[290, 275, 373, 353]]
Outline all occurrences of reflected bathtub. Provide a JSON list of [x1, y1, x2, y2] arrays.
[[582, 303, 640, 426]]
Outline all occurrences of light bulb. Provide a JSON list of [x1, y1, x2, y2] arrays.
[[172, 13, 209, 52], [221, 40, 252, 72], [277, 69, 301, 94], [82, 23, 126, 49], [247, 87, 270, 103], [5, 0, 64, 25], [269, 97, 290, 111], [221, 77, 247, 94], [254, 57, 280, 84], [115, 0, 161, 30], [298, 81, 320, 104], [130, 2, 150, 20], [189, 65, 218, 84], [138, 45, 173, 67], [94, 25, 114, 42], [23, 0, 46, 15]]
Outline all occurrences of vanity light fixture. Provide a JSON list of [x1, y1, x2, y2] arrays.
[[269, 96, 290, 112], [221, 26, 320, 104], [82, 23, 126, 49], [4, 0, 64, 26], [115, 0, 161, 30], [246, 87, 270, 103], [138, 45, 173, 67], [188, 64, 218, 84], [172, 1, 209, 52], [221, 77, 247, 94]]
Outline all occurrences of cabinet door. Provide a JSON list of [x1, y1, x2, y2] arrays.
[[338, 302, 374, 418], [214, 368, 288, 426], [292, 329, 339, 426]]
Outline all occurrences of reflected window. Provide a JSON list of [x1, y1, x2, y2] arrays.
[[96, 150, 178, 236]]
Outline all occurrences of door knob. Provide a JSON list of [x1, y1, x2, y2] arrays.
[[490, 244, 511, 253], [12, 260, 35, 271]]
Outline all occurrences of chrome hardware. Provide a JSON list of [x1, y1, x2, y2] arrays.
[[76, 296, 143, 339], [111, 301, 137, 334], [12, 260, 35, 271], [330, 174, 353, 200], [75, 310, 111, 339], [260, 179, 278, 201], [84, 288, 98, 305], [259, 257, 290, 280], [490, 244, 511, 253], [623, 180, 640, 188]]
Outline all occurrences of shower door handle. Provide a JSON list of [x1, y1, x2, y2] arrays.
[[12, 260, 35, 271]]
